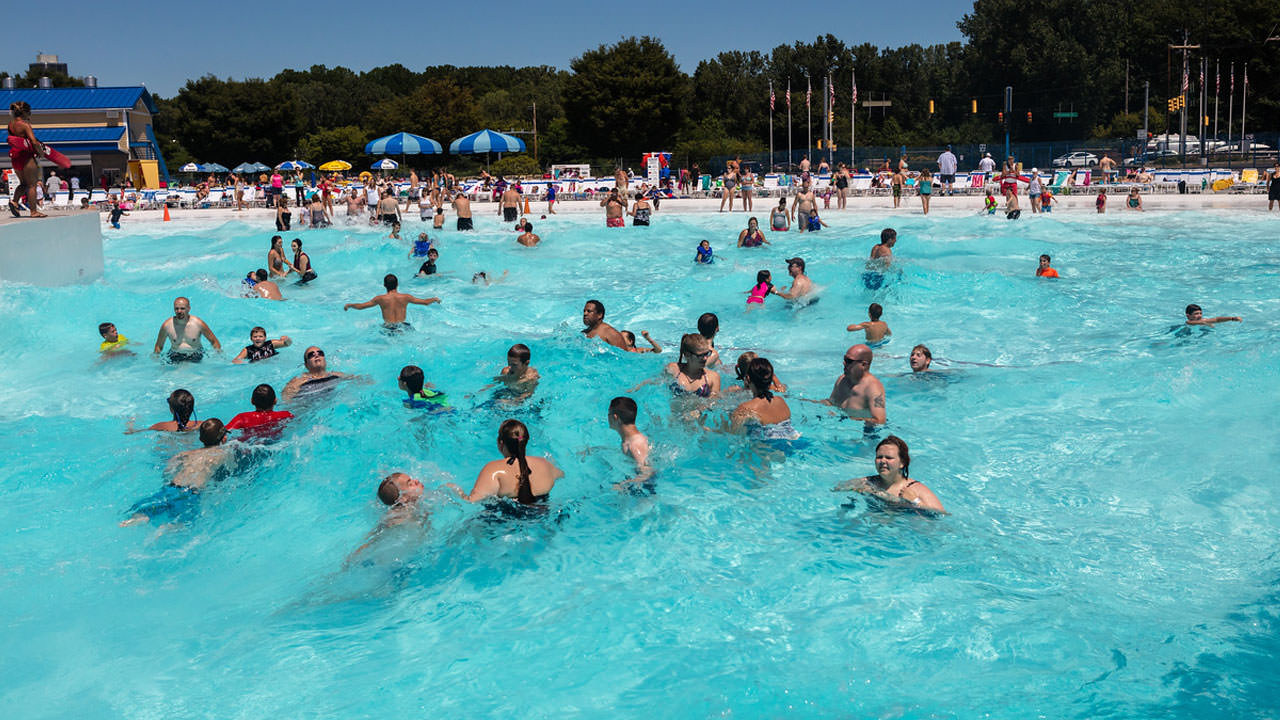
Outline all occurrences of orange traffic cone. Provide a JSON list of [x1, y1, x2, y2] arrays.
[[163, 204, 171, 222], [523, 196, 531, 214]]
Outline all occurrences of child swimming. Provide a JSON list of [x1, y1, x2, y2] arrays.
[[746, 270, 773, 307]]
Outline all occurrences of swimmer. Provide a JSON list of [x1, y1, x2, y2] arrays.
[[600, 187, 627, 227], [833, 435, 944, 513], [1184, 304, 1242, 327], [770, 197, 790, 231], [822, 344, 887, 424], [1096, 188, 1107, 213], [471, 270, 508, 286], [452, 419, 563, 503], [772, 257, 813, 301], [267, 235, 294, 278], [416, 248, 439, 277], [746, 270, 773, 307], [608, 396, 652, 483], [737, 217, 769, 247], [409, 232, 433, 258], [621, 330, 662, 354], [225, 384, 293, 433], [120, 418, 235, 527], [847, 303, 891, 344], [291, 238, 317, 283], [664, 333, 721, 398], [1036, 254, 1060, 278], [398, 364, 451, 411], [581, 299, 630, 350], [1126, 187, 1144, 211], [249, 269, 284, 300], [476, 344, 540, 403], [343, 274, 440, 326], [983, 191, 998, 215], [232, 326, 291, 364], [729, 357, 798, 440], [697, 312, 722, 366], [153, 296, 221, 363], [694, 240, 714, 264], [517, 222, 541, 247], [98, 322, 132, 356], [870, 228, 896, 265], [805, 208, 829, 231], [909, 344, 933, 373], [730, 351, 787, 393], [126, 388, 198, 433], [282, 346, 350, 401]]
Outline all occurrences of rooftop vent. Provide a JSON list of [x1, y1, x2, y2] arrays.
[[38, 76, 52, 89], [85, 75, 97, 88], [1, 77, 14, 89]]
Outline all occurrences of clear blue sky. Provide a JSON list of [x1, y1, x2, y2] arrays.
[[6, 1, 969, 97]]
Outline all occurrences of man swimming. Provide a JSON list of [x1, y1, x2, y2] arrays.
[[153, 296, 221, 363], [609, 396, 653, 484], [517, 222, 541, 247], [1184, 304, 1242, 326], [772, 257, 813, 301], [846, 303, 891, 344], [582, 299, 629, 350], [282, 346, 350, 401], [98, 322, 132, 356], [250, 269, 284, 300], [909, 344, 933, 373], [120, 418, 234, 527], [824, 344, 887, 424], [870, 228, 897, 265], [343, 274, 440, 327]]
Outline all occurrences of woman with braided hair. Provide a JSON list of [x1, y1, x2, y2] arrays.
[[457, 419, 563, 505]]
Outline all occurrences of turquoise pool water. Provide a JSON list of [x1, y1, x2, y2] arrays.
[[2, 207, 1278, 717]]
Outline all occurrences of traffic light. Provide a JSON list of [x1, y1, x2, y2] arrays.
[[929, 100, 935, 114], [817, 139, 824, 149], [971, 99, 978, 114], [998, 111, 1004, 124], [1026, 111, 1033, 123], [828, 110, 834, 124], [1204, 115, 1209, 127]]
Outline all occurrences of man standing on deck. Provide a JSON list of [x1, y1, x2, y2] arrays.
[[937, 145, 958, 196], [978, 152, 996, 174], [452, 190, 473, 231], [824, 344, 887, 424], [1099, 154, 1117, 183], [343, 274, 440, 328], [582, 299, 629, 350], [154, 296, 221, 363]]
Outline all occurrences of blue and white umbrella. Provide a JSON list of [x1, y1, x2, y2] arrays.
[[203, 162, 229, 173], [372, 158, 399, 170], [449, 129, 526, 154], [364, 132, 443, 155], [231, 162, 258, 174], [276, 160, 314, 171], [179, 162, 201, 172], [250, 162, 272, 173]]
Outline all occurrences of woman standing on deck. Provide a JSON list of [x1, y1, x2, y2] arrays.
[[7, 102, 47, 218]]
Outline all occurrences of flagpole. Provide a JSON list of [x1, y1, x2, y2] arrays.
[[787, 80, 792, 172], [1227, 62, 1234, 157], [1240, 64, 1248, 156], [806, 75, 812, 161], [769, 80, 774, 172], [851, 69, 857, 168], [1213, 59, 1219, 145]]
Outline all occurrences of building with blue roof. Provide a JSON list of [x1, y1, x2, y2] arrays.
[[0, 84, 169, 188]]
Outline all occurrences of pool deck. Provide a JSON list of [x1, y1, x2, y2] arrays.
[[4, 191, 1276, 227]]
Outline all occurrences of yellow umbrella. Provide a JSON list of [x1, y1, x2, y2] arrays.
[[320, 160, 352, 171]]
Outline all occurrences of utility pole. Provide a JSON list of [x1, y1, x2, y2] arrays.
[[1169, 32, 1199, 160], [1004, 85, 1012, 160], [532, 101, 538, 163], [1125, 59, 1130, 114], [1143, 81, 1150, 144]]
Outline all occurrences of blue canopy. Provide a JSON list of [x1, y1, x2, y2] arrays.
[[372, 158, 399, 170], [203, 162, 229, 173], [250, 162, 272, 173], [450, 129, 526, 154], [365, 132, 443, 155], [231, 162, 258, 174], [276, 160, 314, 170]]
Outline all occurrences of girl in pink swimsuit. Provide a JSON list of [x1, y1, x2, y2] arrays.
[[746, 270, 773, 306]]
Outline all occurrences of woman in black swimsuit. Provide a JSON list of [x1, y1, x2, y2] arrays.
[[835, 435, 945, 512], [455, 419, 563, 505], [275, 196, 291, 231], [834, 164, 850, 210], [291, 238, 317, 283]]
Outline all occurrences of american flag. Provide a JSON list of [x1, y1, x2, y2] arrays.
[[806, 78, 811, 108], [829, 75, 835, 108], [1216, 62, 1220, 95], [1199, 64, 1204, 93], [786, 81, 791, 108], [1182, 64, 1188, 96], [852, 71, 857, 105], [770, 81, 775, 112], [1230, 63, 1234, 94]]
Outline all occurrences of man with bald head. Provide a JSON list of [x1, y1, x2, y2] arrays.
[[825, 344, 886, 424], [153, 296, 221, 363]]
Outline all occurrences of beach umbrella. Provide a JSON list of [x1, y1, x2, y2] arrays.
[[319, 160, 352, 172], [276, 160, 314, 171], [250, 162, 272, 173], [178, 162, 201, 172], [364, 132, 443, 156], [372, 158, 399, 170], [449, 129, 526, 154], [203, 162, 229, 173], [231, 162, 257, 174]]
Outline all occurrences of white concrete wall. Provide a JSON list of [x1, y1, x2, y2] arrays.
[[0, 213, 103, 286]]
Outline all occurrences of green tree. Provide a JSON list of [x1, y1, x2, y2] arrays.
[[489, 155, 541, 177], [297, 126, 367, 164], [365, 79, 480, 145], [155, 77, 304, 163], [564, 37, 690, 160]]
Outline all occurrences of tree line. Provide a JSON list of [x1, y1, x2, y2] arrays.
[[8, 1, 1276, 171]]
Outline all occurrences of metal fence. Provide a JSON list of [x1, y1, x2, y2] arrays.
[[712, 132, 1279, 174]]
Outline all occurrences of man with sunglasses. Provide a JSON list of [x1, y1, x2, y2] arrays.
[[282, 346, 351, 401], [825, 344, 886, 424]]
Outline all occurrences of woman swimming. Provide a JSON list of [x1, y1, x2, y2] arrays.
[[665, 333, 721, 398], [127, 388, 197, 433], [737, 217, 768, 247], [729, 357, 798, 441], [834, 435, 945, 513], [456, 419, 563, 505], [729, 351, 787, 394]]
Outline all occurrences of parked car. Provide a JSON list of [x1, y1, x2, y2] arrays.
[[1125, 150, 1180, 166], [1052, 152, 1099, 168]]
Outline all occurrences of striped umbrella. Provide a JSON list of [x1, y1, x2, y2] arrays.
[[372, 158, 399, 170], [449, 129, 526, 154], [276, 160, 314, 170], [178, 162, 200, 172], [364, 132, 443, 155]]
